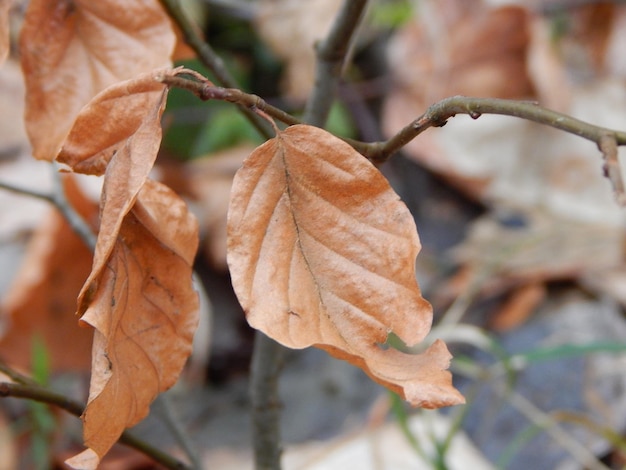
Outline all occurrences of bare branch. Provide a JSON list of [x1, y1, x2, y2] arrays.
[[0, 380, 190, 470], [158, 0, 272, 138], [0, 165, 97, 250], [303, 0, 369, 126], [598, 134, 626, 205], [365, 95, 626, 162], [162, 78, 626, 202]]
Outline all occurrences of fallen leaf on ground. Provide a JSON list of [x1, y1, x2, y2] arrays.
[[66, 179, 199, 467], [227, 124, 463, 407], [0, 175, 96, 371], [438, 207, 625, 309], [20, 0, 175, 160]]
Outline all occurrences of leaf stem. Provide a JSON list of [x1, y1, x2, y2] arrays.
[[303, 0, 369, 126], [0, 380, 191, 470]]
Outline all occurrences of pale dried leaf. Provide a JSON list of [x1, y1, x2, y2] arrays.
[[20, 0, 175, 160], [446, 208, 625, 300], [227, 125, 463, 407], [0, 59, 28, 159], [69, 179, 199, 463]]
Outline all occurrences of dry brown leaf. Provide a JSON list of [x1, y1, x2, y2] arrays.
[[58, 69, 174, 176], [57, 71, 171, 316], [227, 124, 463, 407], [0, 0, 10, 65], [0, 175, 96, 371], [66, 179, 199, 467], [20, 0, 175, 161]]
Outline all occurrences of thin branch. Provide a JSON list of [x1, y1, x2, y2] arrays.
[[0, 361, 39, 386], [0, 381, 190, 470], [153, 394, 203, 470], [0, 166, 97, 250], [250, 332, 285, 470], [161, 75, 300, 128], [303, 0, 369, 126], [162, 78, 626, 170], [50, 164, 97, 251], [0, 180, 54, 203], [504, 387, 611, 470], [158, 0, 272, 139], [365, 95, 626, 163], [598, 134, 625, 204]]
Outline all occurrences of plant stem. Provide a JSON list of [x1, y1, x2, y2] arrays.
[[303, 0, 369, 127], [158, 0, 272, 139], [50, 163, 97, 251], [153, 394, 203, 470], [367, 95, 626, 162], [250, 332, 285, 470], [163, 76, 626, 167], [0, 381, 190, 469], [0, 165, 97, 251]]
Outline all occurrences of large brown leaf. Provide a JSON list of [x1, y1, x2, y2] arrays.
[[20, 0, 175, 160], [66, 179, 199, 468], [227, 125, 463, 407]]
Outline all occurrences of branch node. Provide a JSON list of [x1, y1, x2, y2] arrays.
[[598, 133, 626, 206]]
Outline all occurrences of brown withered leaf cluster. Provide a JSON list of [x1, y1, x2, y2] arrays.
[[2, 1, 199, 467], [2, 0, 469, 466]]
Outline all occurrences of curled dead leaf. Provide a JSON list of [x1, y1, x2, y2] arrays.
[[20, 0, 175, 160], [57, 71, 172, 316], [67, 179, 199, 466], [58, 69, 175, 176], [227, 124, 463, 407]]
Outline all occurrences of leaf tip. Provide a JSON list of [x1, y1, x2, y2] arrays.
[[65, 448, 100, 470]]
